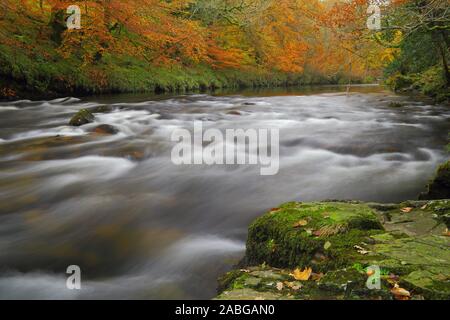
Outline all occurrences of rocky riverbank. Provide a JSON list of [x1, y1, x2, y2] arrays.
[[216, 200, 450, 300]]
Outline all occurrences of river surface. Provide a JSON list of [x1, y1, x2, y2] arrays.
[[0, 85, 448, 299]]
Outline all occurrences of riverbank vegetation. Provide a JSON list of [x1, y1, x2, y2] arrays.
[[3, 0, 443, 99], [380, 0, 450, 102]]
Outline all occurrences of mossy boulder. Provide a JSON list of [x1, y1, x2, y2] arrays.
[[420, 161, 450, 201], [245, 201, 383, 272], [69, 109, 95, 126], [218, 200, 450, 300]]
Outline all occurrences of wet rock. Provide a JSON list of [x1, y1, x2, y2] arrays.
[[0, 136, 90, 161], [227, 110, 242, 115], [93, 124, 119, 135], [69, 109, 95, 126], [217, 200, 450, 300], [419, 161, 450, 200], [90, 105, 114, 113], [388, 102, 404, 108]]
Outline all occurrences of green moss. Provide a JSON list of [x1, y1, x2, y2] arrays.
[[246, 202, 383, 271], [219, 200, 450, 300], [69, 109, 95, 126], [402, 269, 450, 300], [217, 270, 246, 293]]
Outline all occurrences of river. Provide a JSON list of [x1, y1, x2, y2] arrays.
[[0, 85, 448, 299]]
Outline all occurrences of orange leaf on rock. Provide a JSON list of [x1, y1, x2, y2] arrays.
[[290, 268, 312, 281], [293, 219, 308, 228], [391, 284, 411, 300], [401, 207, 413, 213]]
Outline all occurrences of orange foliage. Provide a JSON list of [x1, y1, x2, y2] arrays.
[[0, 0, 397, 80]]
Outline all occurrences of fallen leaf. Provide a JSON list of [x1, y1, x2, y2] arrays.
[[401, 207, 413, 213], [270, 208, 281, 214], [443, 228, 450, 237], [420, 204, 428, 210], [391, 284, 411, 300], [311, 272, 324, 281], [366, 269, 375, 277], [305, 229, 313, 236], [276, 282, 284, 291], [354, 245, 371, 255], [284, 281, 302, 291], [323, 241, 332, 250], [293, 219, 308, 228], [290, 267, 312, 281], [313, 224, 347, 237]]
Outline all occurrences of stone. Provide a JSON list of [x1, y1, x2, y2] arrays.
[[93, 124, 119, 135], [69, 109, 95, 126], [216, 200, 450, 300]]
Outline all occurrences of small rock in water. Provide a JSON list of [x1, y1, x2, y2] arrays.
[[388, 102, 404, 108], [91, 105, 114, 113], [93, 124, 119, 135], [227, 110, 242, 115], [69, 109, 95, 126]]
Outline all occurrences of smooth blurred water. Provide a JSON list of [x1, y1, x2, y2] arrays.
[[0, 85, 448, 299]]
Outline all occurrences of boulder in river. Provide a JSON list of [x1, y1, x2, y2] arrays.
[[217, 200, 450, 300], [419, 161, 450, 201], [69, 109, 95, 126]]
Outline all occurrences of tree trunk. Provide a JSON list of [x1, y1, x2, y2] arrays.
[[437, 39, 450, 87]]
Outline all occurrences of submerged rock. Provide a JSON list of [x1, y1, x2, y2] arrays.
[[217, 200, 450, 300], [388, 102, 405, 108], [69, 109, 95, 126], [93, 124, 119, 135], [227, 110, 242, 116], [419, 161, 450, 201]]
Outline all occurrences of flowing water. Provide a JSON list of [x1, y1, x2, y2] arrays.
[[0, 85, 448, 299]]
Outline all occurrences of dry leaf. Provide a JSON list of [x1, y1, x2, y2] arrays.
[[313, 224, 347, 237], [443, 228, 450, 237], [270, 208, 281, 214], [420, 204, 428, 210], [284, 281, 302, 291], [391, 284, 411, 300], [290, 267, 312, 281], [293, 219, 308, 228], [276, 282, 284, 291], [324, 241, 332, 250], [401, 207, 413, 213], [311, 272, 324, 281], [354, 245, 371, 255]]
